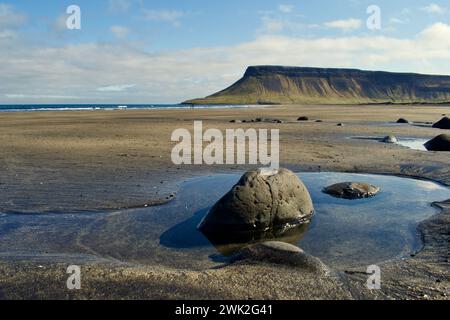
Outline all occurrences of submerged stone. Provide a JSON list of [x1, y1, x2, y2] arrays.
[[231, 241, 329, 274], [424, 134, 450, 151], [323, 182, 380, 199], [198, 168, 314, 235]]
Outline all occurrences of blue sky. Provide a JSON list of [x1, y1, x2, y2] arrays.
[[1, 0, 450, 103]]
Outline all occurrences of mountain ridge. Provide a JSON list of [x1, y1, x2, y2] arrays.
[[184, 66, 450, 105]]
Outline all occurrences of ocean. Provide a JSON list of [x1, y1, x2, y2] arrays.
[[0, 104, 254, 112]]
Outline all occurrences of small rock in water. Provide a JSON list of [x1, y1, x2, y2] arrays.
[[396, 118, 411, 124], [323, 182, 380, 199], [432, 117, 450, 129], [297, 116, 309, 121], [198, 168, 314, 234], [337, 123, 344, 127], [424, 134, 450, 151], [381, 135, 398, 144]]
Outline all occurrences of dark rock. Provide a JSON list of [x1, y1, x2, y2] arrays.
[[323, 182, 380, 199], [231, 241, 329, 274], [337, 123, 344, 127], [315, 120, 323, 123], [396, 118, 410, 124], [198, 168, 314, 234], [297, 116, 309, 121], [432, 117, 450, 129], [424, 134, 450, 151], [381, 135, 398, 144]]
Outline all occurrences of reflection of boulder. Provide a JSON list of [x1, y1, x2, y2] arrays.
[[323, 182, 380, 199], [396, 118, 410, 124], [198, 168, 314, 235], [424, 134, 450, 151], [381, 135, 398, 144], [204, 223, 310, 256], [231, 241, 329, 274], [432, 117, 450, 129]]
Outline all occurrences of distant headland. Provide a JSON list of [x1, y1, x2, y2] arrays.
[[184, 66, 450, 105]]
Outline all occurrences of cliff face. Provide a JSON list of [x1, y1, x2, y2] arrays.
[[185, 66, 450, 105]]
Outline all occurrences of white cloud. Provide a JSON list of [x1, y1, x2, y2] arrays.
[[97, 84, 136, 92], [0, 29, 15, 39], [143, 9, 185, 25], [324, 18, 362, 32], [389, 18, 406, 24], [110, 25, 130, 39], [421, 3, 447, 14], [278, 5, 294, 13], [0, 3, 26, 30], [108, 0, 132, 13], [1, 23, 450, 103], [260, 17, 285, 33], [5, 94, 78, 100]]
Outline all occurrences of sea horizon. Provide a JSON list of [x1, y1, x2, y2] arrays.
[[0, 103, 258, 112]]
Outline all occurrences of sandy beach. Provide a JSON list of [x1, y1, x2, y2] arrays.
[[0, 104, 449, 300], [1, 104, 449, 213]]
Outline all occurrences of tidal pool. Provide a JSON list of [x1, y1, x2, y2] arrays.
[[0, 173, 449, 270], [350, 136, 429, 151]]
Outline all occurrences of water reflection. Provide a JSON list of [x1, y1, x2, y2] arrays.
[[1, 172, 449, 270]]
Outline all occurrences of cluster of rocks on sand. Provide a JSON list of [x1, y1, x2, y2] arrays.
[[387, 117, 450, 151], [230, 118, 283, 123]]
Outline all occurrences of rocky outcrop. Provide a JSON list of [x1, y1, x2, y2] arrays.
[[424, 134, 450, 151], [185, 66, 450, 105], [198, 168, 314, 234], [323, 182, 380, 199]]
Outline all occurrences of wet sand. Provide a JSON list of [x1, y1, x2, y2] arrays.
[[0, 104, 449, 213], [0, 104, 449, 299]]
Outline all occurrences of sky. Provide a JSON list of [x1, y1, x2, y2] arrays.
[[1, 0, 450, 104]]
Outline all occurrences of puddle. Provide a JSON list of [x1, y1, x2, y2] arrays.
[[350, 136, 429, 151], [0, 173, 449, 270]]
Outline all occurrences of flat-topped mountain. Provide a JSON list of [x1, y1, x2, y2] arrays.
[[184, 66, 450, 105]]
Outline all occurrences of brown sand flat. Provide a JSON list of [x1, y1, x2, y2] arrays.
[[0, 104, 449, 213], [0, 105, 449, 300]]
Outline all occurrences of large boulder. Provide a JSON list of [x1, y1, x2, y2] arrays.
[[198, 168, 314, 234], [432, 117, 450, 129], [424, 134, 450, 151], [323, 182, 380, 199]]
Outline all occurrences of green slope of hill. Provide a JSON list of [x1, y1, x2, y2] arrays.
[[184, 66, 450, 105]]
